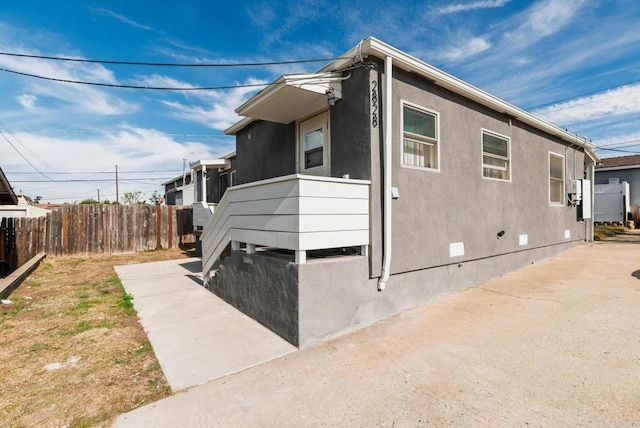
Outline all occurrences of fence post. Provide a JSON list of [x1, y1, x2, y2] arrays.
[[168, 205, 173, 249], [0, 218, 8, 276], [156, 202, 162, 250]]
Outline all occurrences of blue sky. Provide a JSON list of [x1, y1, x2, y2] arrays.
[[1, 0, 639, 203]]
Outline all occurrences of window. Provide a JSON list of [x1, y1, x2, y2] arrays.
[[549, 152, 564, 205], [482, 130, 510, 181], [304, 128, 324, 168], [299, 112, 329, 176], [402, 103, 438, 169]]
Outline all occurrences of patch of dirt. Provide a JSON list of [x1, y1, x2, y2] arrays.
[[0, 248, 192, 427]]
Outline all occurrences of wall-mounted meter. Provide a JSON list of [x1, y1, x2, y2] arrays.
[[567, 179, 582, 206]]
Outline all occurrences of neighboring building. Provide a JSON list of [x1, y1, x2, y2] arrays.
[[164, 154, 237, 241], [200, 37, 599, 348], [163, 171, 194, 206], [595, 155, 640, 223], [0, 166, 18, 206], [0, 167, 49, 218], [189, 153, 236, 235]]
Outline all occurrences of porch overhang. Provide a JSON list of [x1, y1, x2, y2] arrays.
[[234, 73, 343, 125], [190, 159, 230, 171]]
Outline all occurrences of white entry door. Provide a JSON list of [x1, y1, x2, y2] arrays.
[[299, 112, 329, 176]]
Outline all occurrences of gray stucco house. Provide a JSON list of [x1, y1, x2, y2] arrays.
[[200, 37, 598, 347]]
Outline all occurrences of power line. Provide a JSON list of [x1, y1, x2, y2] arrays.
[[0, 120, 58, 173], [7, 170, 182, 174], [595, 138, 640, 149], [0, 51, 351, 67], [18, 128, 221, 138], [12, 178, 171, 183], [0, 62, 366, 90], [526, 78, 640, 111], [594, 146, 640, 154], [0, 128, 54, 180], [0, 67, 271, 90]]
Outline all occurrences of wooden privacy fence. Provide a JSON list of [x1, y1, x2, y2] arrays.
[[1, 205, 194, 275]]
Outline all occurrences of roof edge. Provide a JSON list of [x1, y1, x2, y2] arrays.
[[0, 166, 18, 205], [224, 36, 600, 161]]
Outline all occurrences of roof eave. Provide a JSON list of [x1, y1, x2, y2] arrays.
[[355, 38, 600, 161], [225, 36, 601, 161], [0, 167, 18, 205]]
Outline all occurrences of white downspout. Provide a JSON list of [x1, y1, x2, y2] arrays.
[[586, 163, 595, 242], [378, 56, 393, 291]]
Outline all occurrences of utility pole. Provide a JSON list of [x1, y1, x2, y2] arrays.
[[115, 165, 119, 204], [97, 189, 100, 203]]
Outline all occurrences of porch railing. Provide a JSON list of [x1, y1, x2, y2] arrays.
[[201, 174, 370, 282]]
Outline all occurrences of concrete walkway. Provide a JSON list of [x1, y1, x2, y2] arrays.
[[114, 258, 296, 392], [115, 239, 640, 427]]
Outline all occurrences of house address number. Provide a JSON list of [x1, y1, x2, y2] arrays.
[[371, 80, 378, 128]]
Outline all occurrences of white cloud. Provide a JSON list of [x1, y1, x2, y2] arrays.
[[160, 78, 269, 130], [136, 74, 198, 91], [16, 94, 38, 112], [532, 83, 640, 126], [89, 7, 154, 31], [437, 37, 492, 62], [526, 0, 585, 37], [437, 0, 511, 15], [2, 125, 228, 202], [505, 0, 587, 46], [0, 47, 137, 115], [246, 0, 327, 46], [30, 81, 137, 115]]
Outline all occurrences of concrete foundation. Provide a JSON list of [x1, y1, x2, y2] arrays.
[[207, 240, 583, 348], [207, 251, 299, 345]]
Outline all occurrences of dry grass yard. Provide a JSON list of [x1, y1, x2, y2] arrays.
[[0, 248, 192, 427]]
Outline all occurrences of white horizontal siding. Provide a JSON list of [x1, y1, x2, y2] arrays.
[[201, 174, 370, 275], [229, 214, 369, 234], [231, 197, 369, 216]]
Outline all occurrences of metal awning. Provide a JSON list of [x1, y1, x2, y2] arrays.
[[235, 73, 343, 125]]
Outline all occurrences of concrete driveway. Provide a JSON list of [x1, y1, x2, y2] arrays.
[[115, 236, 640, 427]]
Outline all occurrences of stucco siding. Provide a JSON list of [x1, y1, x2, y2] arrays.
[[297, 239, 580, 347], [382, 67, 586, 275], [329, 66, 372, 181], [235, 120, 296, 184], [207, 251, 299, 346]]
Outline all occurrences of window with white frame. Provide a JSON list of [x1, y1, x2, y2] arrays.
[[402, 103, 438, 169], [549, 152, 564, 205], [482, 130, 510, 180]]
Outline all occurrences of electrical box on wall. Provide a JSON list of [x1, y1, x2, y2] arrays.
[[567, 179, 582, 206], [578, 179, 591, 220]]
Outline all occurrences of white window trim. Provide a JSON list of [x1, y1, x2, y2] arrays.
[[400, 100, 440, 172], [549, 151, 565, 206], [296, 110, 331, 176], [481, 128, 511, 182]]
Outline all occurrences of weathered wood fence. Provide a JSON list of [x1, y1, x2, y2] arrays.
[[1, 205, 194, 276]]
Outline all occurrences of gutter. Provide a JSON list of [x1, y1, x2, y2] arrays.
[[320, 37, 600, 163], [378, 55, 393, 291]]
